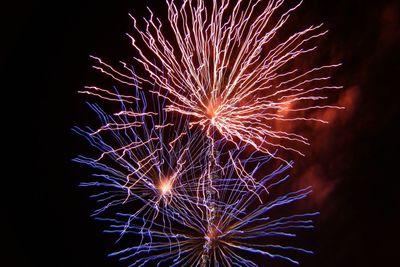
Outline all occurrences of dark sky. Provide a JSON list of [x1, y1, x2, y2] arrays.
[[3, 0, 400, 266]]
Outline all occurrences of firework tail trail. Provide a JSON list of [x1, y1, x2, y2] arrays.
[[201, 133, 217, 266]]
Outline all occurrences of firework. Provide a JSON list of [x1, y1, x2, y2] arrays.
[[99, 150, 317, 267], [92, 0, 342, 159], [75, 0, 341, 266]]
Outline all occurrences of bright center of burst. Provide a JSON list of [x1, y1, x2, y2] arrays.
[[159, 180, 172, 195], [206, 226, 219, 242], [206, 101, 219, 125]]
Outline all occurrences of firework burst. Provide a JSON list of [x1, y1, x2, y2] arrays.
[[91, 0, 342, 159], [100, 151, 317, 267]]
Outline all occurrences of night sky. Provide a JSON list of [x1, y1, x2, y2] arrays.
[[3, 0, 400, 266]]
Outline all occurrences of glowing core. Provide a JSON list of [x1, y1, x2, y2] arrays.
[[206, 100, 220, 125], [159, 179, 172, 195]]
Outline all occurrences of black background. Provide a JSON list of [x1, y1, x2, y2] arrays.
[[3, 0, 400, 266]]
